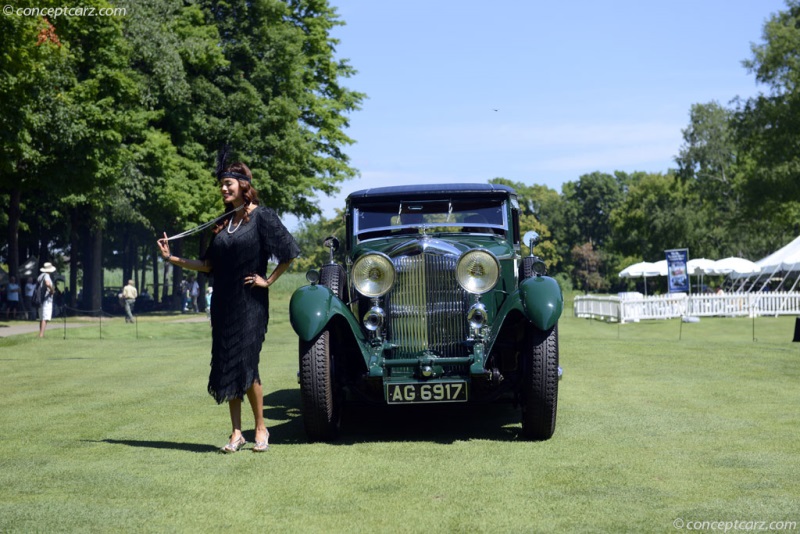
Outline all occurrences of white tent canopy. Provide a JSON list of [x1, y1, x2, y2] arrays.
[[652, 260, 668, 276], [619, 257, 763, 277], [687, 258, 716, 275], [710, 257, 760, 276], [755, 234, 800, 272], [619, 262, 662, 278]]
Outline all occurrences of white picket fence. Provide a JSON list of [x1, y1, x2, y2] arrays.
[[573, 291, 800, 323]]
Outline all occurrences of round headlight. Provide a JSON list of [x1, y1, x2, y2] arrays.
[[352, 253, 395, 297], [456, 250, 500, 294]]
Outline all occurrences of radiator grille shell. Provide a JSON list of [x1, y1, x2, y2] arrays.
[[385, 253, 470, 359]]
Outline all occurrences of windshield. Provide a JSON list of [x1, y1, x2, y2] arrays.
[[353, 199, 507, 240]]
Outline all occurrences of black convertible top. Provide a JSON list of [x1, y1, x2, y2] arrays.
[[347, 183, 516, 202]]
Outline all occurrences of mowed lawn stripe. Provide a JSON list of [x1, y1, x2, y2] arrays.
[[0, 288, 798, 532]]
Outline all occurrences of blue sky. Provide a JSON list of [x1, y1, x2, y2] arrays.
[[284, 0, 786, 230]]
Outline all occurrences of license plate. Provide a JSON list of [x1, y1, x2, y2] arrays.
[[385, 381, 468, 404]]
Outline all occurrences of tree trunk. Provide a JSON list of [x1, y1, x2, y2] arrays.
[[81, 224, 91, 309], [7, 187, 21, 278], [90, 226, 103, 315], [122, 230, 132, 285], [139, 244, 147, 294], [80, 222, 104, 315], [161, 261, 169, 304], [152, 250, 160, 304], [198, 233, 208, 311], [69, 211, 79, 308], [171, 240, 183, 311]]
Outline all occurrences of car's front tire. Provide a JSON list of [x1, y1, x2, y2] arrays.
[[520, 324, 559, 440], [320, 263, 348, 301], [299, 329, 341, 442]]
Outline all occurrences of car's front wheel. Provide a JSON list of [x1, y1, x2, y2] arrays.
[[320, 263, 348, 301], [520, 324, 559, 440], [299, 329, 342, 442]]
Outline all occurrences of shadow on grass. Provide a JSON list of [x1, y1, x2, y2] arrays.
[[94, 387, 526, 452], [263, 388, 524, 445], [97, 439, 219, 453]]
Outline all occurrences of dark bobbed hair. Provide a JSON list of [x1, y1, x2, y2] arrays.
[[213, 163, 260, 235]]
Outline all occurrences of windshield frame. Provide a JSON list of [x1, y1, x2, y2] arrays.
[[352, 198, 508, 243]]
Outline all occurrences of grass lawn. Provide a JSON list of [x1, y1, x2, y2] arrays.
[[0, 278, 798, 532]]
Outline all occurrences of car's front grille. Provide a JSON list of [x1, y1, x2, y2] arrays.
[[386, 253, 469, 358]]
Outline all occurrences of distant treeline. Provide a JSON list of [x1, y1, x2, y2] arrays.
[[2, 1, 800, 304]]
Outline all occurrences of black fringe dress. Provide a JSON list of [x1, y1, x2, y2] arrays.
[[204, 205, 301, 404]]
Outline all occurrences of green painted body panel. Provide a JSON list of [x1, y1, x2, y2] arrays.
[[518, 276, 563, 331], [289, 284, 365, 344]]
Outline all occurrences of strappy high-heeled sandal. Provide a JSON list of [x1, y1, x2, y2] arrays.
[[220, 435, 246, 453], [253, 430, 270, 453]]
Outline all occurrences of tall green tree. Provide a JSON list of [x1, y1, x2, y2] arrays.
[[571, 242, 605, 293], [609, 172, 703, 261], [1, 0, 144, 314], [558, 172, 625, 250], [489, 177, 561, 269], [0, 11, 72, 277], [204, 0, 365, 216], [675, 102, 742, 256], [291, 209, 346, 273], [676, 102, 737, 198], [735, 0, 800, 237]]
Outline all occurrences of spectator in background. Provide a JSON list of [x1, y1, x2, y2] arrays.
[[37, 263, 56, 338], [180, 278, 190, 313], [190, 277, 200, 313], [205, 287, 213, 319], [5, 276, 20, 320], [24, 277, 36, 320], [122, 279, 138, 323]]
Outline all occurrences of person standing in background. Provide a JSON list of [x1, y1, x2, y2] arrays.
[[37, 263, 56, 338], [23, 277, 36, 320], [5, 276, 21, 320], [122, 279, 138, 323], [190, 277, 200, 313]]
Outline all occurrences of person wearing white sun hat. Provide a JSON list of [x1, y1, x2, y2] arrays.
[[37, 262, 56, 338]]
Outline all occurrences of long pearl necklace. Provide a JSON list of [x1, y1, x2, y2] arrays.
[[227, 211, 245, 234], [162, 204, 245, 242], [228, 204, 247, 234]]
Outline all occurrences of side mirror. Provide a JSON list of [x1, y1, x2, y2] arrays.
[[323, 236, 340, 264], [522, 231, 539, 256]]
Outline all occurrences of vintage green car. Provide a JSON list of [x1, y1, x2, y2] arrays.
[[289, 183, 562, 441]]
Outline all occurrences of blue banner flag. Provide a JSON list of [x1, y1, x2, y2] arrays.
[[666, 249, 689, 293]]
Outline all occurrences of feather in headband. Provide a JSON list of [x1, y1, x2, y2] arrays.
[[214, 144, 250, 182]]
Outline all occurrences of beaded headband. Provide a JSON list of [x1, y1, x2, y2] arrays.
[[218, 171, 250, 182]]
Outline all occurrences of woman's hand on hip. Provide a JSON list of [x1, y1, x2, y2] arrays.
[[244, 273, 270, 289]]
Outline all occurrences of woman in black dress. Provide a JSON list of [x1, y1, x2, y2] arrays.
[[157, 161, 300, 453]]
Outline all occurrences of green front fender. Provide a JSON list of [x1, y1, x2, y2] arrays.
[[289, 284, 364, 343], [519, 276, 563, 331]]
